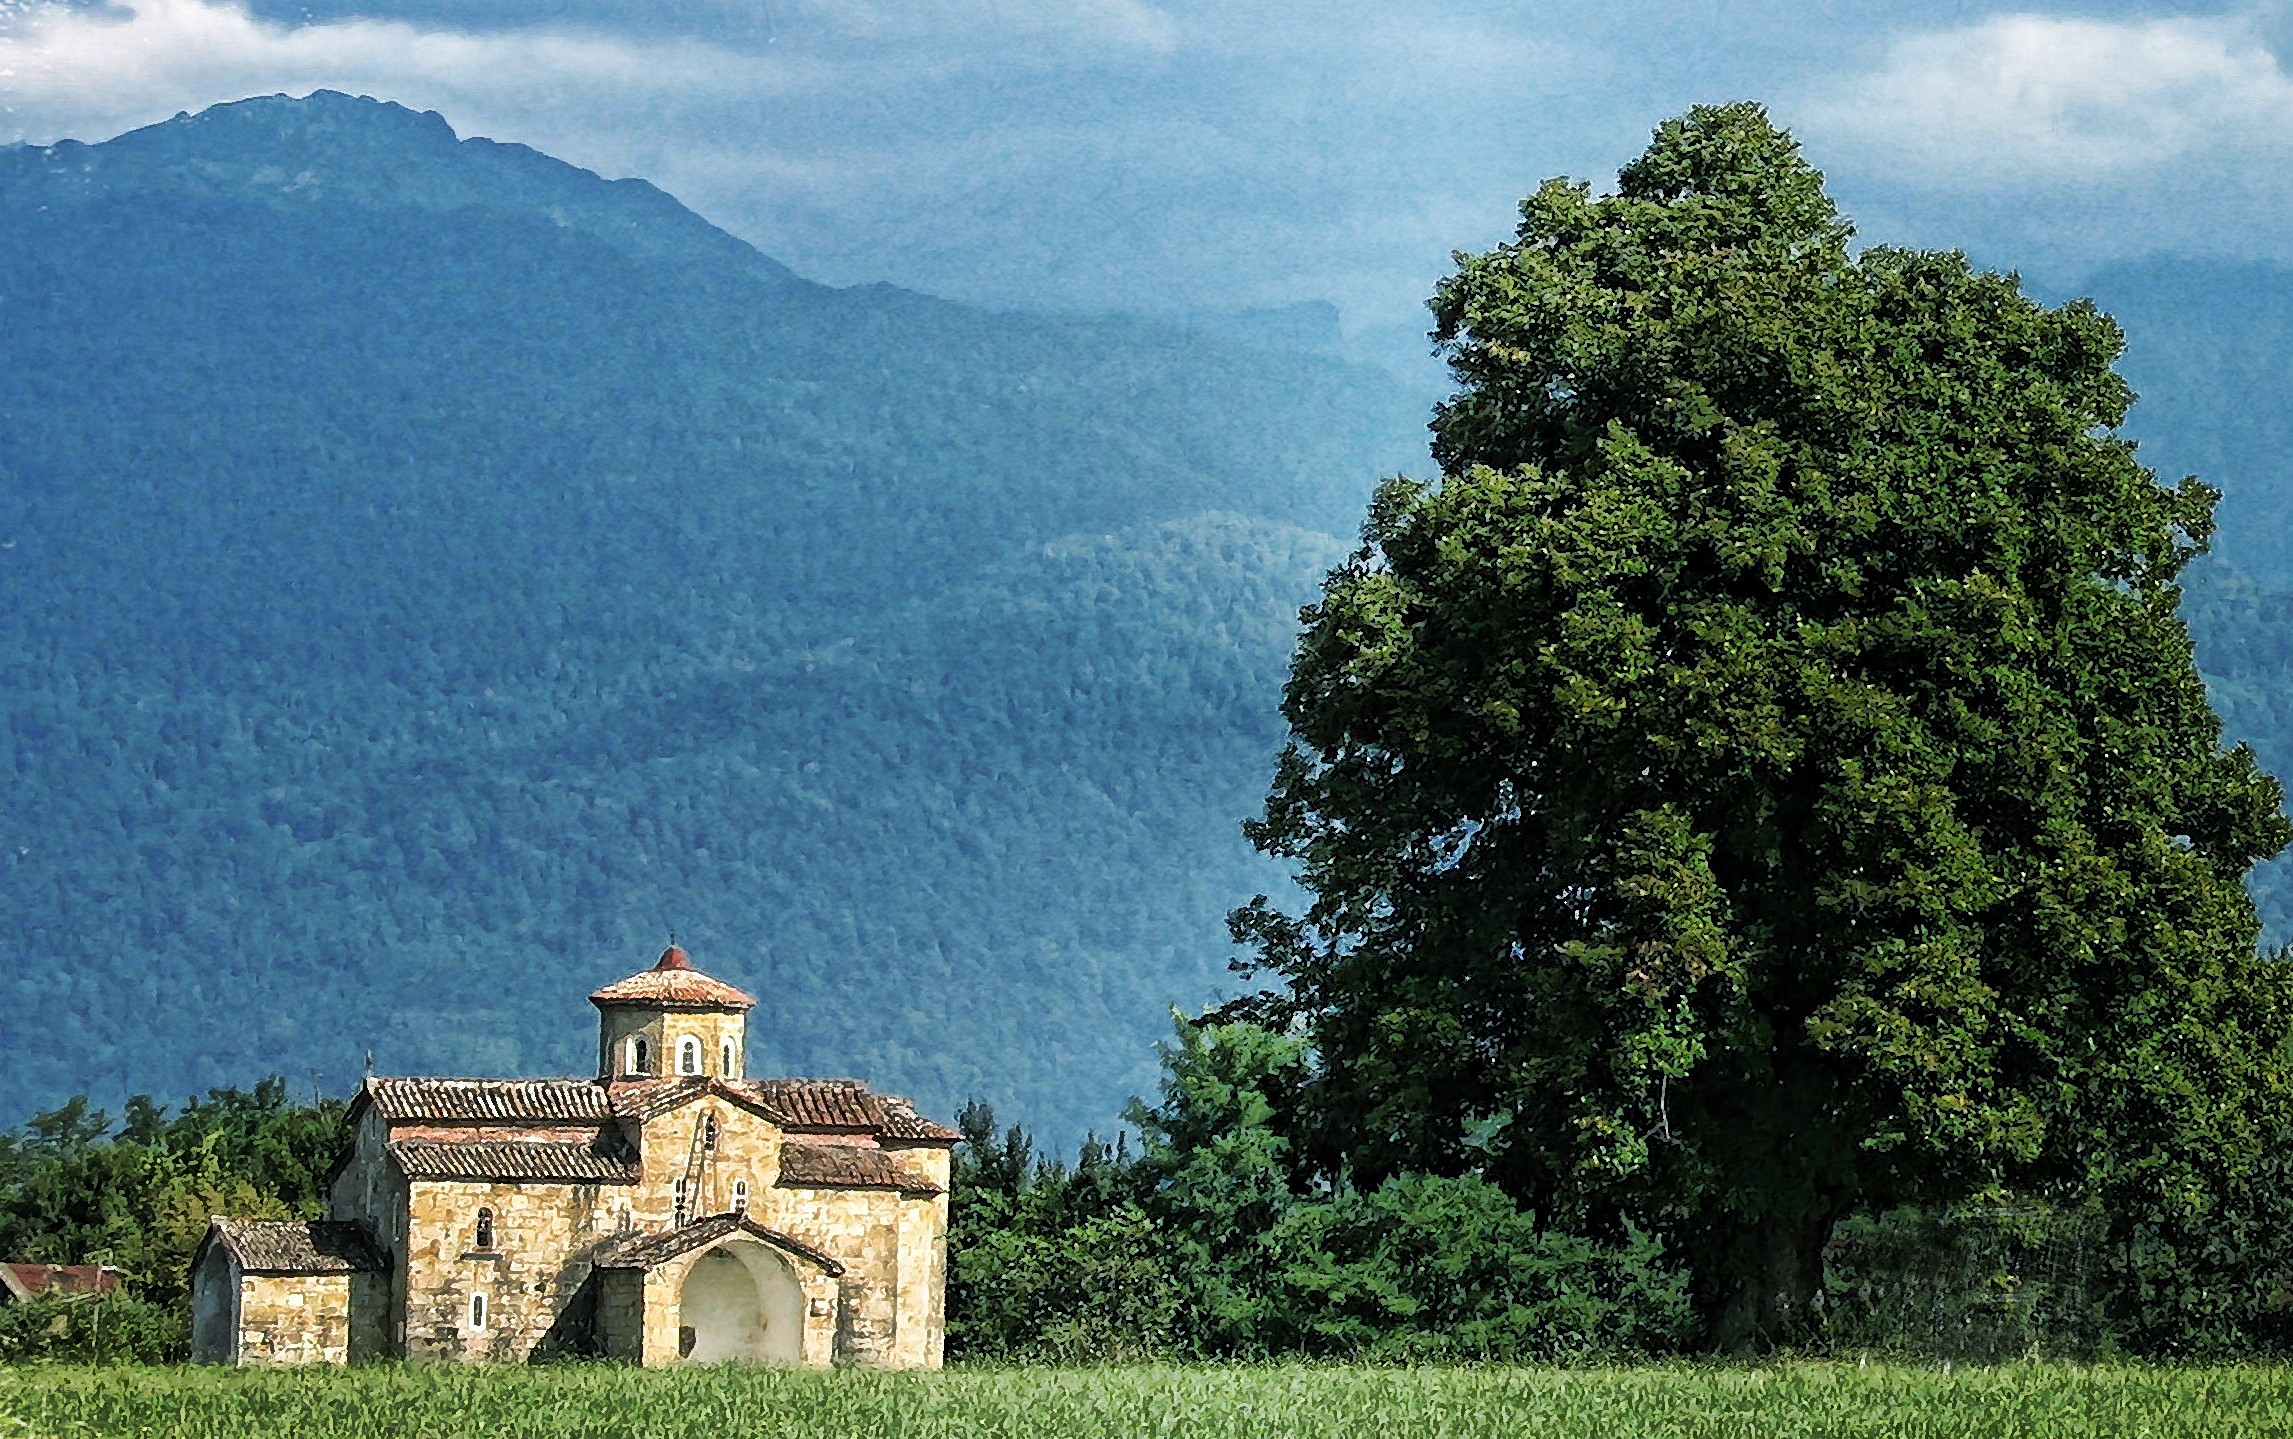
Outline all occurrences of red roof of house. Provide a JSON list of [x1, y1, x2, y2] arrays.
[[588, 944, 756, 1012], [2, 1263, 126, 1300]]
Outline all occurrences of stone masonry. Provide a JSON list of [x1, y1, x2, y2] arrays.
[[192, 943, 959, 1366]]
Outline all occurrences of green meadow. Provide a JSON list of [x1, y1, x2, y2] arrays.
[[5, 1363, 2291, 1439]]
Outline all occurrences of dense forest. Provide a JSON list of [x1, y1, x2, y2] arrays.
[[9, 92, 2293, 1151], [0, 93, 1422, 1139]]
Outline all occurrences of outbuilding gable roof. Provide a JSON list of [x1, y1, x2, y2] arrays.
[[203, 1219, 385, 1276], [592, 1213, 844, 1276]]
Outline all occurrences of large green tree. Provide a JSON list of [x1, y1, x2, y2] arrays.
[[1236, 103, 2293, 1346]]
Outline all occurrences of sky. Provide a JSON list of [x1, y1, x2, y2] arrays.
[[5, 0, 2293, 373]]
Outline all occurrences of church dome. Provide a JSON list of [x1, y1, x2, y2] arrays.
[[589, 943, 757, 1013]]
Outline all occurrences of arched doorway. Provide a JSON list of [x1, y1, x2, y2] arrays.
[[676, 1240, 805, 1364]]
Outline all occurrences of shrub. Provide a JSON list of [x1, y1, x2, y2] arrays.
[[0, 1293, 183, 1364], [1255, 1173, 1695, 1361]]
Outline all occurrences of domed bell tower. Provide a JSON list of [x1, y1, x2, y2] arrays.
[[591, 942, 757, 1081]]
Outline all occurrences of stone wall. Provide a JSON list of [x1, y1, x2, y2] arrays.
[[595, 1269, 646, 1361], [236, 1274, 354, 1364], [329, 1105, 410, 1356], [886, 1143, 953, 1368], [619, 1242, 839, 1367], [633, 1101, 947, 1367], [599, 1008, 747, 1080], [642, 1100, 784, 1226], [767, 1180, 903, 1364], [401, 1177, 628, 1361]]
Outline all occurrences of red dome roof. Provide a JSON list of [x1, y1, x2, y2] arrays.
[[588, 944, 755, 1012]]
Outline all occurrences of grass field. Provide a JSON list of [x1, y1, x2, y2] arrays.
[[5, 1363, 2293, 1439]]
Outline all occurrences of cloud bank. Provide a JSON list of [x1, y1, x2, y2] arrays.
[[0, 0, 799, 146], [1807, 13, 2293, 187], [11, 1, 2293, 370]]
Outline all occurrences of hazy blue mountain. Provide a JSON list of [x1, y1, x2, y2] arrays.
[[2077, 260, 2293, 943], [0, 92, 1427, 1140]]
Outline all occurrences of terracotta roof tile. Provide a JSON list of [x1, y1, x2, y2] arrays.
[[592, 1213, 843, 1275], [607, 1077, 957, 1144], [365, 1077, 613, 1124], [589, 946, 756, 1012], [739, 1079, 961, 1142], [206, 1219, 385, 1276], [388, 1138, 637, 1184], [605, 1077, 720, 1123], [875, 1094, 963, 1144], [740, 1078, 880, 1131], [0, 1263, 124, 1298], [777, 1142, 941, 1194]]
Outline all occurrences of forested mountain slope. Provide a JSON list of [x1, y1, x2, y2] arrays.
[[2089, 259, 2293, 944], [0, 93, 1423, 1137]]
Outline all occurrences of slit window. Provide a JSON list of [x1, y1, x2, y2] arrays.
[[475, 1207, 495, 1251], [721, 1039, 736, 1076], [628, 1036, 651, 1076], [704, 1114, 720, 1151], [678, 1036, 702, 1076], [469, 1292, 487, 1330], [673, 1177, 688, 1227], [732, 1179, 749, 1214]]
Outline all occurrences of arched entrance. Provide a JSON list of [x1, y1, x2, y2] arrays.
[[676, 1239, 805, 1364]]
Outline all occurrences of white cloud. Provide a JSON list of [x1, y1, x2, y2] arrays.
[[1804, 13, 2293, 187], [0, 0, 808, 146]]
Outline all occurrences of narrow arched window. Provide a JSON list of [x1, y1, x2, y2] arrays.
[[721, 1039, 736, 1077], [731, 1178, 749, 1214], [475, 1207, 495, 1251], [629, 1036, 651, 1076], [678, 1036, 701, 1075], [704, 1113, 720, 1151], [673, 1177, 688, 1227], [469, 1292, 488, 1330]]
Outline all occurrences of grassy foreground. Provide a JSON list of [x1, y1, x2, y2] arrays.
[[6, 1363, 2293, 1439]]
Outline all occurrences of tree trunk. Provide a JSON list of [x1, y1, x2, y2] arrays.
[[1710, 1204, 1839, 1353]]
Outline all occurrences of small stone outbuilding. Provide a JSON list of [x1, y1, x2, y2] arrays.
[[189, 1218, 388, 1364], [192, 943, 958, 1366]]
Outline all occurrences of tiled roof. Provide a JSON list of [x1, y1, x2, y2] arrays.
[[777, 1142, 941, 1195], [875, 1094, 963, 1144], [359, 1071, 956, 1146], [388, 1138, 637, 1184], [605, 1078, 728, 1124], [606, 1077, 959, 1144], [592, 1213, 843, 1275], [0, 1263, 124, 1300], [206, 1219, 385, 1276], [742, 1079, 961, 1143], [589, 945, 756, 1012], [745, 1078, 880, 1130], [364, 1077, 614, 1124]]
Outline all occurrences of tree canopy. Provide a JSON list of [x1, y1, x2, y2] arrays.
[[1236, 103, 2293, 1346]]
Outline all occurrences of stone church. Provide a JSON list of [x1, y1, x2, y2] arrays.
[[188, 944, 958, 1366]]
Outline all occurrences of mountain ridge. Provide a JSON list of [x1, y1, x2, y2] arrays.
[[0, 94, 1426, 1140]]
